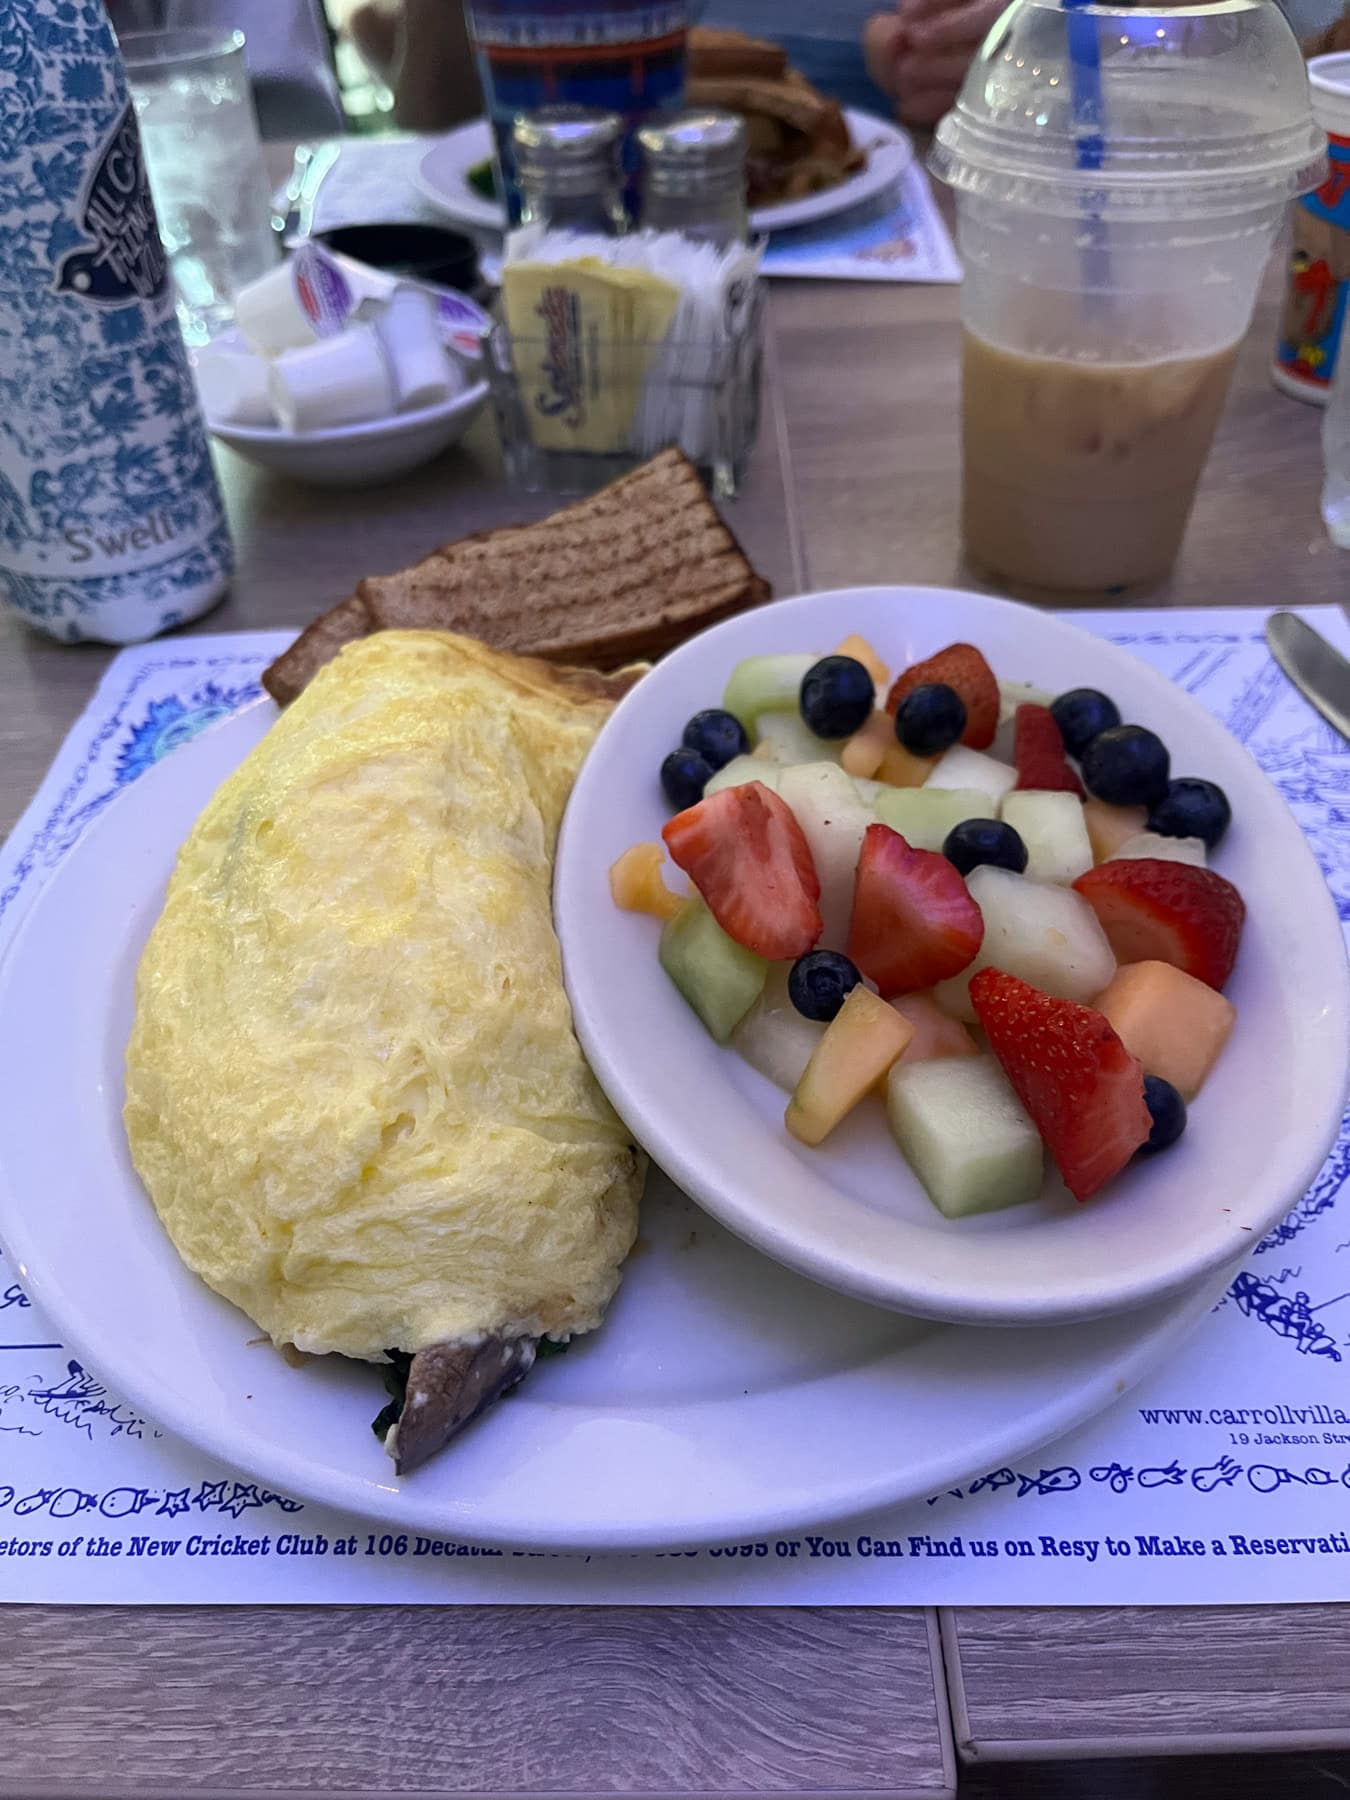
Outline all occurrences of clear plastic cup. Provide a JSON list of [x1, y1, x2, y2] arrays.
[[122, 29, 277, 347], [931, 0, 1326, 593]]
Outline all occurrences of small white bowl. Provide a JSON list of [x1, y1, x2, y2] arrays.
[[555, 585, 1350, 1329], [209, 377, 489, 487]]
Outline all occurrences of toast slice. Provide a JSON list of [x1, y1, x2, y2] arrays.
[[262, 448, 769, 704], [684, 73, 852, 151], [686, 25, 788, 79], [262, 592, 372, 707]]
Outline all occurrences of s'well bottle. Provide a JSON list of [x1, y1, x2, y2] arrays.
[[0, 0, 233, 644]]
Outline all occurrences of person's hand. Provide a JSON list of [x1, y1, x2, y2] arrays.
[[865, 0, 1005, 128]]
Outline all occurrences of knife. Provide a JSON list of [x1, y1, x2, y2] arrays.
[[1265, 612, 1350, 745]]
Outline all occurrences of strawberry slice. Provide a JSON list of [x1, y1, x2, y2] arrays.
[[970, 969, 1151, 1201], [1013, 704, 1084, 795], [1073, 858, 1245, 991], [846, 823, 984, 996], [662, 781, 822, 960], [885, 643, 999, 749]]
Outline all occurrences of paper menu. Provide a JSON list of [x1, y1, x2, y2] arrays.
[[758, 164, 960, 284], [1, 607, 1349, 1606]]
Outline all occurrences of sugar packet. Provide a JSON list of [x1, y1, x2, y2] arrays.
[[499, 226, 763, 462]]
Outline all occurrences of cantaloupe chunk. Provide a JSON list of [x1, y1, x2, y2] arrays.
[[1094, 959, 1235, 1100], [874, 740, 937, 788], [842, 710, 896, 778], [610, 842, 684, 919], [786, 986, 914, 1146], [891, 992, 980, 1064], [1082, 797, 1147, 863], [832, 633, 890, 692]]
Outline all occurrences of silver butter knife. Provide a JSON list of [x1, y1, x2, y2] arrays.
[[1266, 611, 1350, 746]]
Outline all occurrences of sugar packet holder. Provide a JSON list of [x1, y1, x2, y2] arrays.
[[492, 227, 764, 494]]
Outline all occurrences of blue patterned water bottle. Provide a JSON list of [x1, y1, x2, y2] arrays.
[[0, 0, 233, 644]]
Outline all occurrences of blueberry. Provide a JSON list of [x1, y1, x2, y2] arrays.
[[1139, 1074, 1187, 1155], [799, 655, 875, 739], [788, 950, 862, 1022], [661, 747, 714, 811], [1080, 725, 1170, 807], [942, 818, 1028, 877], [896, 682, 967, 755], [1148, 777, 1231, 850], [681, 707, 749, 772], [1050, 687, 1121, 758]]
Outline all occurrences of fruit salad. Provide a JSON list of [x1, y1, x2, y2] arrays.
[[611, 636, 1245, 1219]]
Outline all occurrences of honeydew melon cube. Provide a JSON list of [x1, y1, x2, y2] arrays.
[[722, 652, 819, 733], [1112, 831, 1208, 867], [731, 966, 826, 1092], [786, 986, 913, 1146], [875, 786, 992, 853], [778, 762, 872, 950], [1001, 791, 1094, 886], [933, 865, 1117, 1021], [925, 745, 1018, 808], [887, 1054, 1043, 1218], [754, 709, 844, 767], [659, 899, 767, 1042], [703, 755, 782, 798]]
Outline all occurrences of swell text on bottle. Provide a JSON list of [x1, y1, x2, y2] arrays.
[[62, 509, 179, 566]]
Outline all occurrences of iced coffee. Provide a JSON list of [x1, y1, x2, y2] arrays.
[[961, 330, 1241, 591], [929, 0, 1325, 594]]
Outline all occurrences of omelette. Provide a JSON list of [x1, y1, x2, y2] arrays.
[[124, 630, 645, 1472]]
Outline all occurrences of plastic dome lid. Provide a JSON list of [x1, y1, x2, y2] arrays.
[[930, 0, 1326, 218]]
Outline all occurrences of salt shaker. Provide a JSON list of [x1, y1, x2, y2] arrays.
[[638, 112, 750, 247], [513, 107, 628, 235], [0, 0, 233, 644]]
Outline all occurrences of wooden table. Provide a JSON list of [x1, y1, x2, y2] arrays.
[[2, 254, 1349, 1798]]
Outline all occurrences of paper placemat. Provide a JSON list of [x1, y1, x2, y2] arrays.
[[291, 135, 960, 284], [1, 605, 1348, 1606], [758, 164, 959, 283]]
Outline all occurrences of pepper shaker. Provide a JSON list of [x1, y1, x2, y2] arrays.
[[638, 112, 750, 247]]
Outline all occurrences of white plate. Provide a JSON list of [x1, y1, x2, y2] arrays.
[[414, 111, 913, 238], [0, 695, 1226, 1550], [556, 586, 1350, 1329]]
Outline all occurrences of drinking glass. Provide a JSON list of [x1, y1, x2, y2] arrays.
[[122, 28, 278, 346], [464, 0, 690, 223]]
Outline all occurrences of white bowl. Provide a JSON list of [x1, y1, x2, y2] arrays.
[[209, 377, 489, 486], [554, 585, 1350, 1328]]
